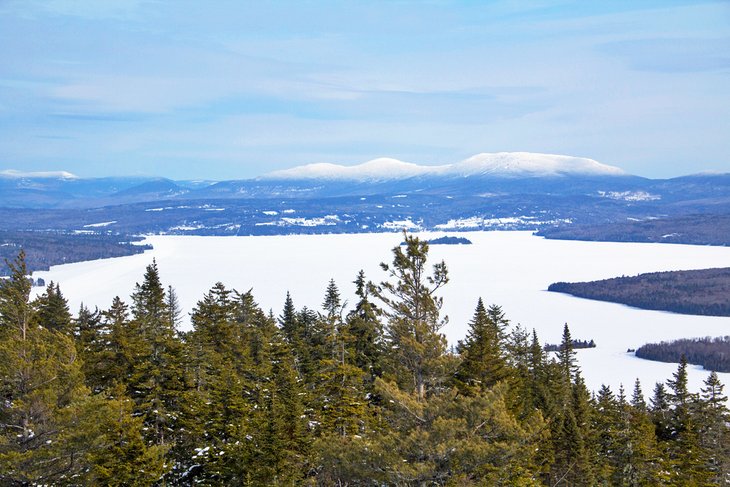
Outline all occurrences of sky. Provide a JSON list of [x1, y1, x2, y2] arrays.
[[0, 0, 728, 180]]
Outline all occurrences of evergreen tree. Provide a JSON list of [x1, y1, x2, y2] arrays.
[[650, 382, 672, 441], [593, 384, 620, 482], [455, 298, 509, 392], [279, 291, 298, 345], [664, 357, 712, 484], [127, 261, 186, 447], [321, 278, 342, 319], [65, 385, 166, 485], [73, 304, 105, 392], [0, 252, 89, 484], [372, 232, 449, 400], [33, 281, 72, 335], [631, 378, 647, 412], [557, 322, 579, 381], [257, 337, 310, 484], [344, 270, 383, 382], [698, 371, 730, 483], [165, 284, 183, 330], [94, 296, 133, 393]]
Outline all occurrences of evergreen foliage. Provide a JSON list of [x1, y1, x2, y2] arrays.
[[1, 241, 729, 485]]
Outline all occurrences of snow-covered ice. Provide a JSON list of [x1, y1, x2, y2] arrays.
[[34, 231, 730, 394]]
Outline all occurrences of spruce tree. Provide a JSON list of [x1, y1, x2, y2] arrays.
[[344, 270, 383, 382], [557, 322, 579, 381], [698, 371, 730, 483], [33, 281, 72, 335], [127, 261, 186, 447], [665, 357, 711, 484], [322, 278, 342, 319], [608, 383, 660, 485], [455, 298, 509, 392]]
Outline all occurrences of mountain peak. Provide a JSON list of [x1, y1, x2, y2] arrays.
[[0, 169, 79, 180], [452, 152, 625, 177], [263, 157, 444, 182], [261, 152, 625, 182]]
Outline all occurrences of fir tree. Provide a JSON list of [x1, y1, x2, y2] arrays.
[[344, 270, 383, 382], [321, 278, 342, 319], [557, 322, 579, 381], [631, 378, 647, 412], [455, 298, 509, 392], [165, 284, 183, 330], [698, 371, 730, 483], [127, 261, 186, 447], [664, 357, 712, 484], [33, 281, 72, 335]]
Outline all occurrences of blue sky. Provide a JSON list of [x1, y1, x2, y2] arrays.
[[0, 0, 728, 180]]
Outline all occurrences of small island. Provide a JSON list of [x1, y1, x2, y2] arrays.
[[548, 267, 730, 317], [400, 236, 473, 246], [544, 338, 596, 352]]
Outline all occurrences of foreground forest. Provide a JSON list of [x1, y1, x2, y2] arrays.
[[548, 267, 730, 317], [1, 236, 729, 485]]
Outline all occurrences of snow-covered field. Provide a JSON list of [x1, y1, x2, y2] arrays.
[[34, 231, 730, 394]]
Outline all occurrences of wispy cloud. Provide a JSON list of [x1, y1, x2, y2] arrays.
[[0, 0, 727, 179]]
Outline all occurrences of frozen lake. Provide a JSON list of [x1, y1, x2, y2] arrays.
[[35, 231, 730, 394]]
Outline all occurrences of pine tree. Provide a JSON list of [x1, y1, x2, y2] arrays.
[[0, 251, 89, 484], [372, 232, 449, 400]]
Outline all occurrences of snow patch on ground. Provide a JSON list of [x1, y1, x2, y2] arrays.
[[435, 216, 572, 230], [380, 219, 422, 231], [598, 191, 660, 201], [82, 221, 117, 228]]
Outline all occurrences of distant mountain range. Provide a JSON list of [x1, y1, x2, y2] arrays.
[[1, 152, 729, 243]]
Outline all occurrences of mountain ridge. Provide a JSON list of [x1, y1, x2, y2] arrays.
[[262, 152, 626, 182]]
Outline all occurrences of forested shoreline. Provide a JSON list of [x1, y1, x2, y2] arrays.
[[0, 230, 150, 275], [636, 337, 730, 373], [1, 235, 729, 485], [548, 267, 730, 317]]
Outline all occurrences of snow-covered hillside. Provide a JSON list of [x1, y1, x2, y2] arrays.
[[263, 152, 625, 182], [0, 169, 79, 179]]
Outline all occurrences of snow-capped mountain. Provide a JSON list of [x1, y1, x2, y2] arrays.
[[263, 152, 625, 182], [264, 158, 443, 182], [0, 169, 79, 179]]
